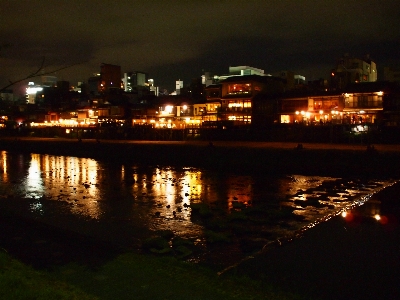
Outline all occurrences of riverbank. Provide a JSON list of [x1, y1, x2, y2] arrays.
[[2, 137, 400, 178], [0, 209, 299, 300]]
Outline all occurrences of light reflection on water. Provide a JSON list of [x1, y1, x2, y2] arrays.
[[0, 151, 395, 261]]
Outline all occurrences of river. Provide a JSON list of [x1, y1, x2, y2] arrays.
[[0, 150, 395, 268]]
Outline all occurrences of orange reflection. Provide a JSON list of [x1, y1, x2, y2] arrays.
[[22, 154, 102, 219], [0, 151, 396, 247], [1, 151, 8, 181]]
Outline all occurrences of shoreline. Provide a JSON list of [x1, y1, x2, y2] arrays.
[[2, 137, 400, 178]]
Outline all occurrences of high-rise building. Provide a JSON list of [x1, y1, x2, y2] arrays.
[[100, 63, 122, 93], [122, 71, 148, 92], [148, 79, 159, 96], [176, 80, 183, 95], [88, 74, 101, 95], [26, 81, 43, 104], [202, 72, 214, 87]]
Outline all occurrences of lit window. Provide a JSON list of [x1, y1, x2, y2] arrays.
[[228, 83, 251, 94], [165, 105, 173, 113]]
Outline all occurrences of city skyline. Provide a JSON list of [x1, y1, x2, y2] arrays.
[[1, 0, 399, 93]]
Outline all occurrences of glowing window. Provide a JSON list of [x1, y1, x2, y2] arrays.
[[228, 83, 251, 95], [243, 101, 251, 108]]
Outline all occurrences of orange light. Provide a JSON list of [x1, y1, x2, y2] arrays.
[[342, 211, 354, 222], [379, 215, 388, 225]]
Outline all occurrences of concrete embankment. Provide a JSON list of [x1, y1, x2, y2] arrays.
[[1, 137, 400, 178]]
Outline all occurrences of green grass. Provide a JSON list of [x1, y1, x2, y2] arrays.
[[0, 249, 95, 300], [0, 250, 304, 300]]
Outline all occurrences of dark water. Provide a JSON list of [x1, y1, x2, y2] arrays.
[[0, 151, 395, 267]]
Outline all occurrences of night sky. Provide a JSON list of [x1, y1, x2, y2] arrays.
[[1, 0, 399, 93]]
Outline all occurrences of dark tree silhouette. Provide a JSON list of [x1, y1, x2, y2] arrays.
[[0, 56, 83, 93]]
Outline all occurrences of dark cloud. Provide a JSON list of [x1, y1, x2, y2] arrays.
[[1, 0, 399, 92]]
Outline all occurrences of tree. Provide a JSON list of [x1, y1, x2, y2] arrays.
[[0, 56, 84, 93], [1, 44, 85, 93]]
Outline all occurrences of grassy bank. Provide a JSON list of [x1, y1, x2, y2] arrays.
[[0, 250, 95, 299], [0, 209, 303, 300], [0, 250, 303, 300], [0, 206, 303, 299]]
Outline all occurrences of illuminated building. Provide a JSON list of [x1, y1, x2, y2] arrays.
[[122, 71, 149, 92], [274, 81, 397, 126], [217, 75, 285, 125], [229, 66, 266, 76], [214, 66, 271, 82], [175, 80, 183, 95], [26, 82, 43, 104], [203, 84, 221, 123], [277, 92, 343, 124], [331, 54, 377, 90], [25, 76, 58, 104], [294, 75, 306, 85], [148, 79, 159, 96], [201, 72, 214, 87]]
